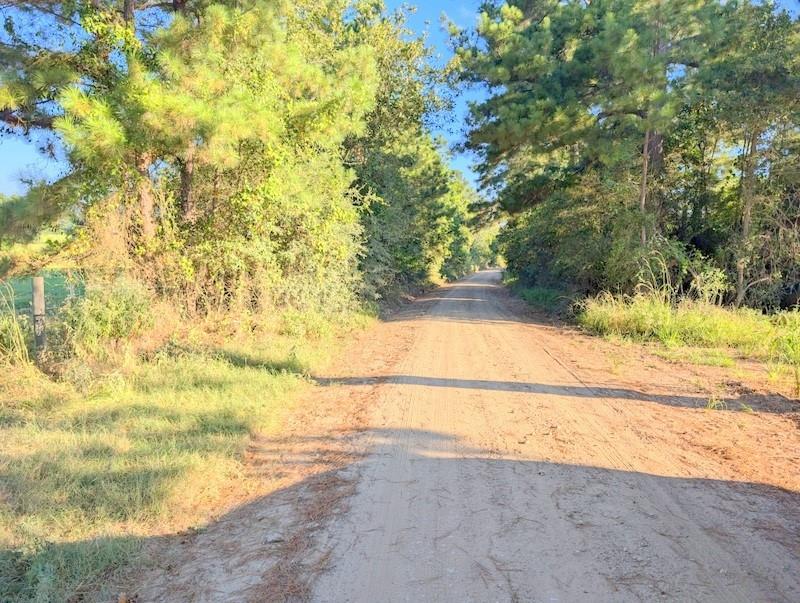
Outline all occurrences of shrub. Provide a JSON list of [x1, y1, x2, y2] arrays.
[[60, 278, 153, 358]]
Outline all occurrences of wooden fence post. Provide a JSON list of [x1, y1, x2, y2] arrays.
[[32, 276, 46, 357]]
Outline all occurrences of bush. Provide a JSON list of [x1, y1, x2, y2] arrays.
[[60, 278, 153, 358]]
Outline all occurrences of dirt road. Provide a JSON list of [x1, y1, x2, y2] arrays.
[[135, 270, 799, 602]]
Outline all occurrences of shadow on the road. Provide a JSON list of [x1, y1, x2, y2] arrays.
[[6, 427, 796, 602], [312, 374, 798, 414], [378, 271, 799, 413]]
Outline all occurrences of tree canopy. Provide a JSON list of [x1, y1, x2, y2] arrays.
[[455, 0, 799, 308], [0, 0, 495, 311]]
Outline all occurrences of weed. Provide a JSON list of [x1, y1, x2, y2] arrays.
[[706, 396, 728, 411], [0, 283, 30, 365]]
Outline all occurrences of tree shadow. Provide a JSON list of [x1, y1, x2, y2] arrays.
[[312, 374, 799, 414], [3, 428, 798, 602]]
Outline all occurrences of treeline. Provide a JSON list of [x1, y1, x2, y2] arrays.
[[0, 0, 494, 321], [455, 0, 799, 310]]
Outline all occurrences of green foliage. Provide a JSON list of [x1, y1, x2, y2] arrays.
[[1, 0, 488, 315], [457, 0, 800, 309], [469, 224, 500, 269], [359, 133, 482, 296], [60, 278, 153, 357]]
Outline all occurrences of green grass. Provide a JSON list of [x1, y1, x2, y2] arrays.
[[506, 277, 572, 313], [652, 346, 735, 368], [4, 271, 84, 316], [0, 312, 368, 601], [578, 293, 800, 392], [517, 286, 566, 312]]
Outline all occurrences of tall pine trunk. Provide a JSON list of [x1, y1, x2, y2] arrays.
[[735, 129, 760, 307], [136, 154, 156, 241], [639, 129, 651, 245]]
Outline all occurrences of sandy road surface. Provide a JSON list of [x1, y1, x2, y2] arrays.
[[310, 270, 799, 602], [133, 270, 799, 603]]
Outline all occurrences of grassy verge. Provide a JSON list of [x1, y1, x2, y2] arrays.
[[0, 311, 370, 601], [651, 346, 735, 368], [577, 293, 800, 392], [504, 276, 573, 313]]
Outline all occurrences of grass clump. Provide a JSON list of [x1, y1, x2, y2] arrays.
[[578, 292, 800, 391], [506, 276, 572, 313], [578, 293, 774, 354], [0, 289, 30, 365], [518, 286, 568, 312]]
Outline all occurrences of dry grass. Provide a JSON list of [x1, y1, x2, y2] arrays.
[[0, 310, 372, 602], [578, 293, 800, 393]]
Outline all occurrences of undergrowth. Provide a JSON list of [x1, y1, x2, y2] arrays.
[[505, 276, 572, 313], [578, 292, 800, 393]]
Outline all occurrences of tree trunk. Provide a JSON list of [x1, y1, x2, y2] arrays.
[[179, 144, 196, 221], [639, 129, 651, 245], [735, 129, 759, 307], [136, 155, 156, 241], [123, 0, 134, 25], [649, 130, 665, 235]]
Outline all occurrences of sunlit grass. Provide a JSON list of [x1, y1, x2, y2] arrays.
[[578, 293, 800, 392], [0, 311, 370, 601]]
